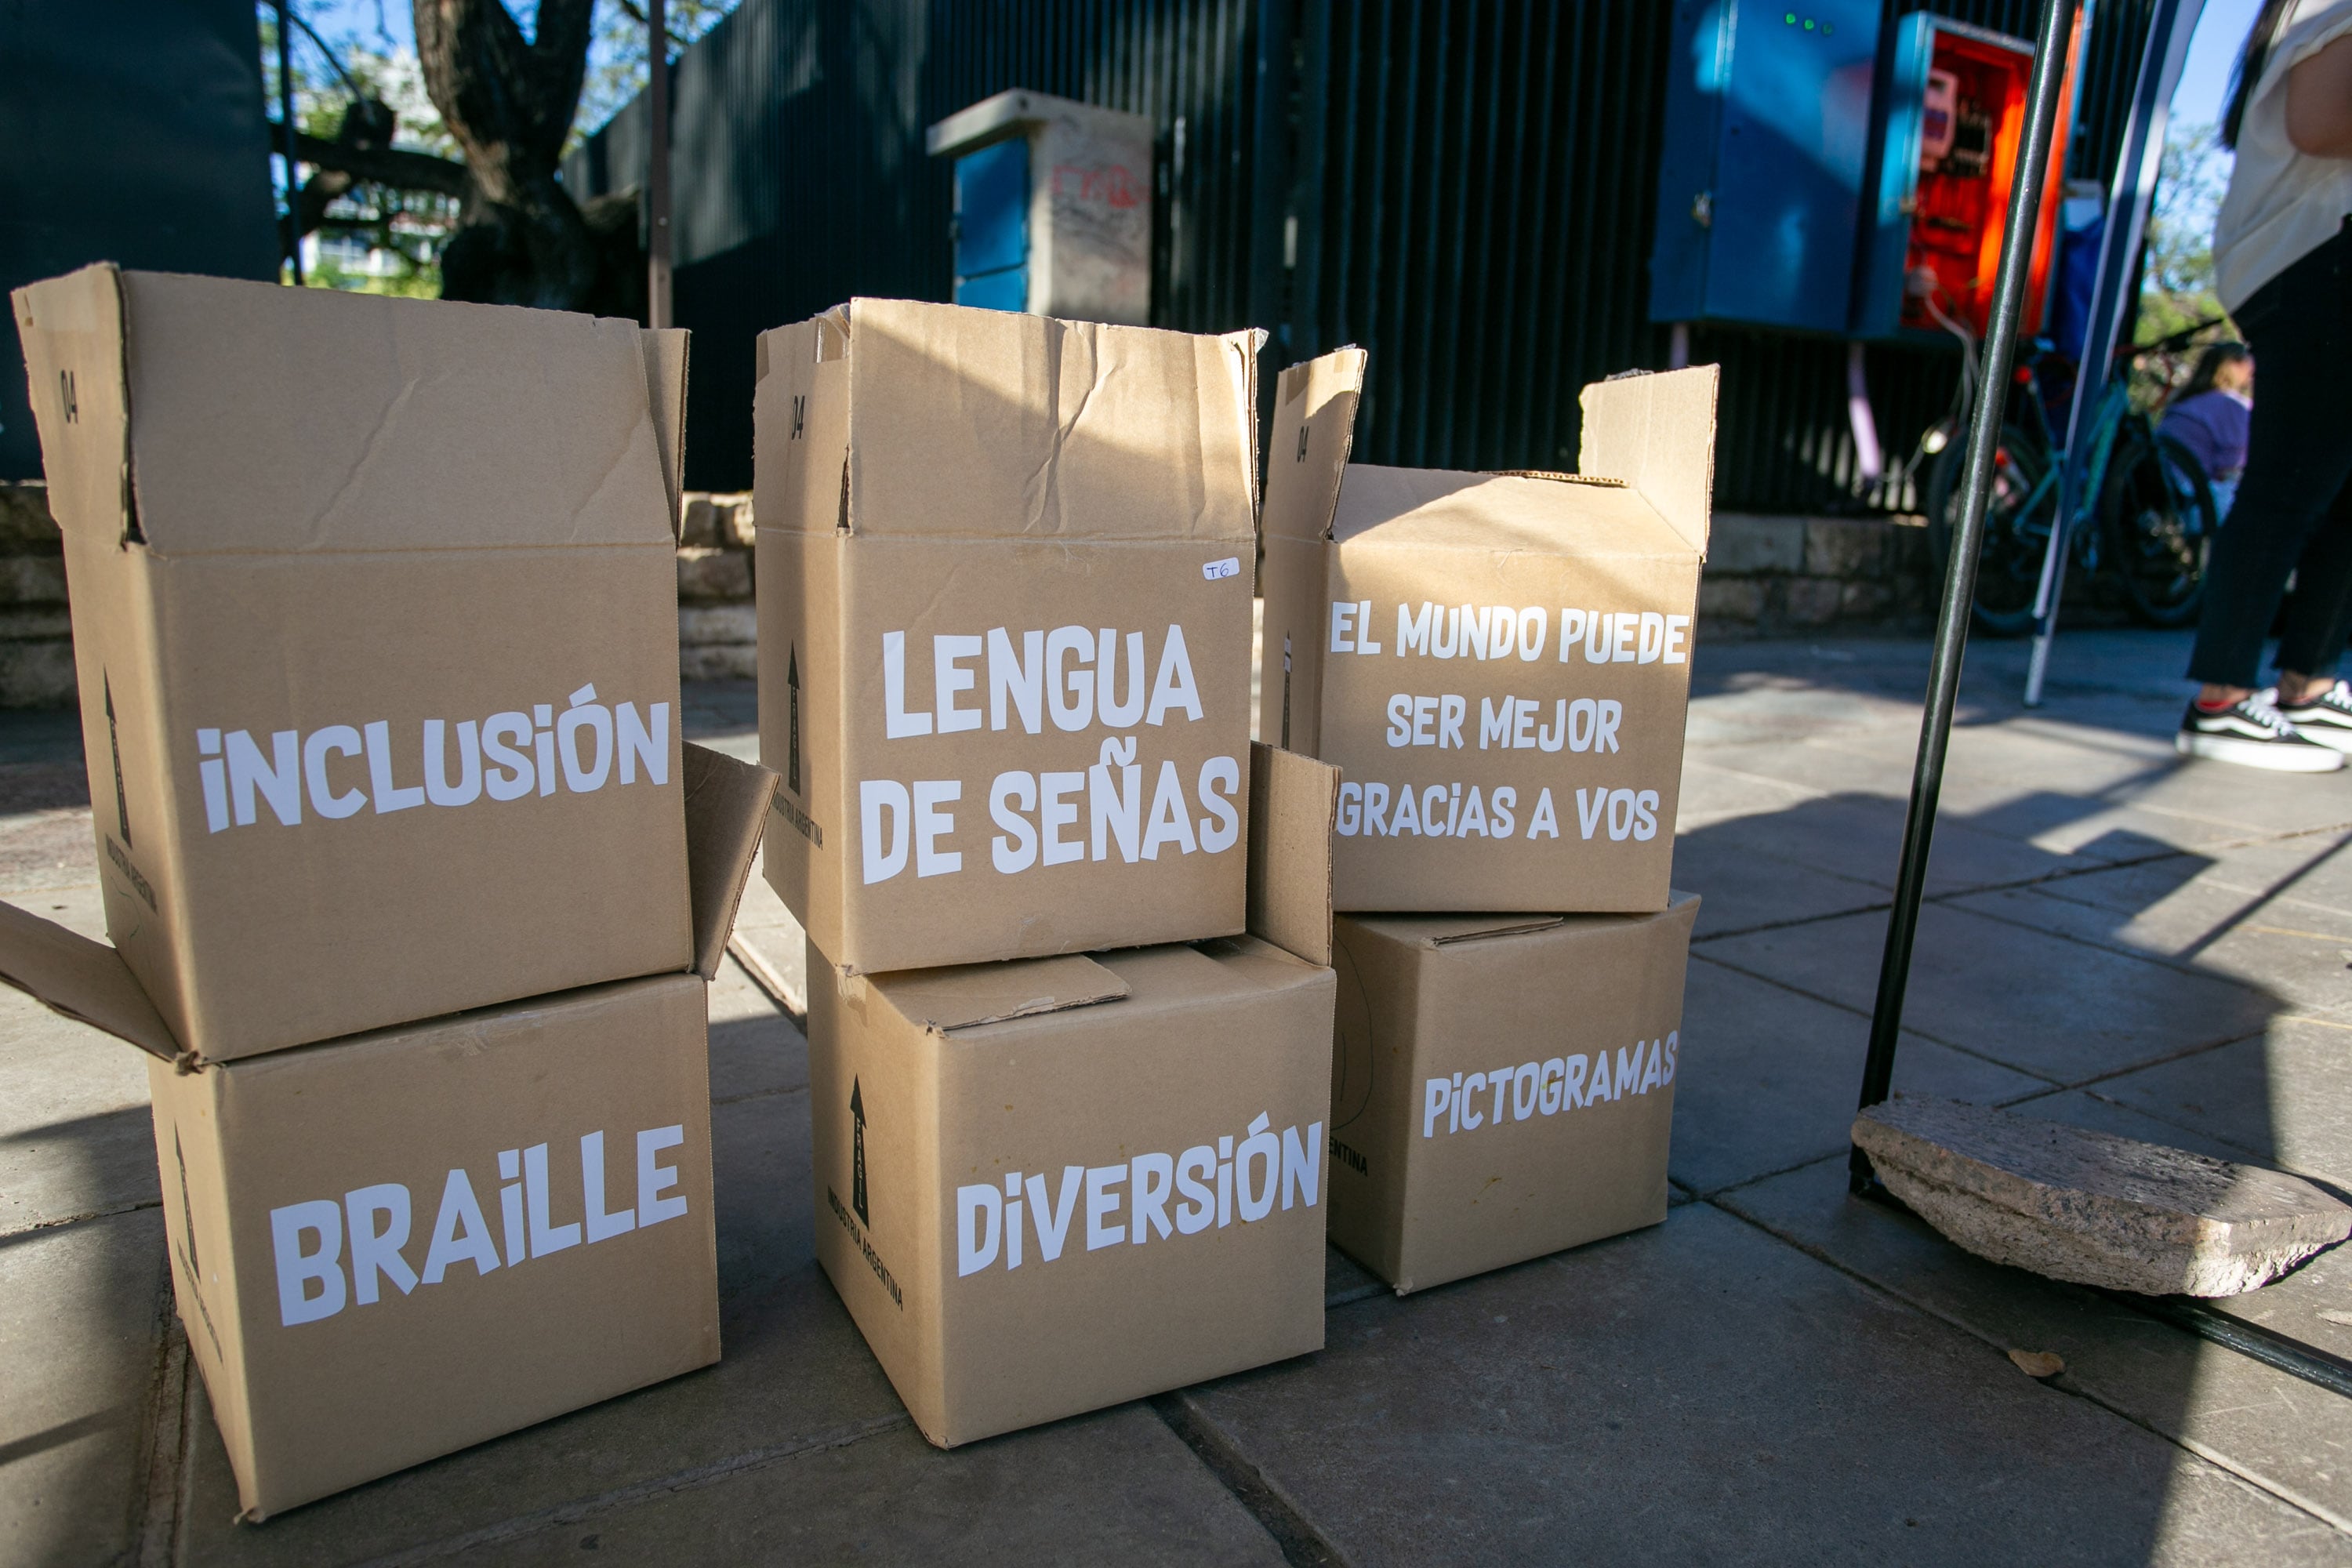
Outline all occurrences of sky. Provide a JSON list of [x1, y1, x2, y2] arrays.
[[2172, 0, 2264, 123]]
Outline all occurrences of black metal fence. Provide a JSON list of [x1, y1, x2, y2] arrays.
[[568, 0, 2160, 503], [0, 0, 279, 479]]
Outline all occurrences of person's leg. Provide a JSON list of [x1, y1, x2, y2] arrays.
[[2187, 226, 2352, 699], [2274, 475, 2352, 692]]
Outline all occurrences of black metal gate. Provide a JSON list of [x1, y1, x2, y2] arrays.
[[568, 0, 2160, 499]]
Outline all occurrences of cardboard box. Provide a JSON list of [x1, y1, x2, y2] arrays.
[[755, 299, 1263, 976], [1258, 349, 1719, 914], [1326, 895, 1700, 1294], [0, 745, 777, 1519], [10, 266, 694, 1061], [810, 743, 1336, 1446]]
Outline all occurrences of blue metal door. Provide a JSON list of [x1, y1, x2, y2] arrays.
[[1649, 0, 1881, 333], [952, 136, 1029, 310]]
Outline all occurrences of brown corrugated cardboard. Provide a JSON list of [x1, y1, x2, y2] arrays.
[[809, 742, 1336, 1446], [755, 299, 1263, 976], [1259, 348, 1719, 914], [0, 744, 776, 1518], [1326, 895, 1700, 1294], [9, 266, 693, 1061]]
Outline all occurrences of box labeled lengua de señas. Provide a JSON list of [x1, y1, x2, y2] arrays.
[[1324, 895, 1699, 1294], [810, 745, 1336, 1446], [755, 299, 1262, 976], [1258, 349, 1719, 914], [9, 267, 694, 1062], [0, 746, 777, 1519]]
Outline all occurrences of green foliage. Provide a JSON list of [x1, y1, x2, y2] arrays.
[[2138, 119, 2230, 347], [575, 0, 739, 147]]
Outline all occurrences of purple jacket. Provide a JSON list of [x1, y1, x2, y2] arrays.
[[2158, 390, 2252, 480]]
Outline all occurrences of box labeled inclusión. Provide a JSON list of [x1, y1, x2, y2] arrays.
[[10, 267, 695, 1060], [0, 746, 776, 1519]]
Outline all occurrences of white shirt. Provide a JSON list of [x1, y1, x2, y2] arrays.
[[2213, 0, 2352, 310]]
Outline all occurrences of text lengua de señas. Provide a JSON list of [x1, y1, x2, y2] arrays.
[[859, 623, 1241, 887]]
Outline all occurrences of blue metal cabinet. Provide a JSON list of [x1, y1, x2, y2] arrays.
[[929, 90, 1153, 323], [1648, 0, 1882, 334], [952, 136, 1029, 309]]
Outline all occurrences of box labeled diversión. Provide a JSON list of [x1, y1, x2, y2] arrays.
[[0, 746, 777, 1519], [1259, 349, 1719, 914], [1326, 895, 1699, 1294], [755, 299, 1263, 975], [9, 267, 693, 1062], [810, 745, 1337, 1446]]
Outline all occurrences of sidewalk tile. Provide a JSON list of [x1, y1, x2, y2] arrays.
[[1700, 903, 2278, 1083], [1719, 1156, 2352, 1539], [1172, 1203, 2345, 1563]]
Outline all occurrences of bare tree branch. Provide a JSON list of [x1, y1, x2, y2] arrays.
[[411, 0, 602, 308], [276, 125, 471, 198]]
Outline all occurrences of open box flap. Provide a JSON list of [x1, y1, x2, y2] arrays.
[[682, 742, 782, 980], [82, 270, 677, 556], [1261, 346, 1365, 543], [0, 898, 181, 1065], [841, 298, 1258, 544], [1576, 365, 1719, 558], [871, 953, 1130, 1033], [10, 263, 133, 547], [1247, 741, 1337, 967], [639, 327, 691, 539]]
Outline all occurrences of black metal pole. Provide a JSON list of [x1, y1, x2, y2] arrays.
[[1850, 0, 2076, 1193], [648, 0, 673, 330], [277, 0, 303, 285]]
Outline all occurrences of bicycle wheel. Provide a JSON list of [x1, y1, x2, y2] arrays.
[[1924, 424, 2053, 636], [2100, 423, 2214, 629]]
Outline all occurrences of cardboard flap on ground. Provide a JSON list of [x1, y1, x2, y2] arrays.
[[0, 743, 773, 1066], [681, 745, 782, 979]]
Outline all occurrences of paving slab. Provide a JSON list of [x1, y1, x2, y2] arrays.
[[1670, 829, 1886, 938], [173, 1266, 909, 1566], [1174, 1201, 2347, 1564], [727, 851, 808, 1018], [1718, 1156, 2352, 1537], [2085, 1019, 2352, 1190], [1678, 789, 2078, 898], [1953, 877, 2352, 1022], [707, 952, 808, 1105], [1700, 902, 2280, 1083], [0, 1208, 169, 1568], [0, 981, 157, 1236], [1671, 956, 2047, 1195], [473, 1405, 1287, 1566]]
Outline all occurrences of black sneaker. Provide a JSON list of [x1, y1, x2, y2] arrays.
[[2176, 692, 2346, 771], [2276, 681, 2352, 753]]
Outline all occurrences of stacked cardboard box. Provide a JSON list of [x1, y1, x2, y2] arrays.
[[1260, 348, 1716, 1294], [0, 269, 779, 1517], [756, 299, 1343, 1445]]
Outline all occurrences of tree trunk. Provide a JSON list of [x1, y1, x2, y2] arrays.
[[412, 0, 601, 310]]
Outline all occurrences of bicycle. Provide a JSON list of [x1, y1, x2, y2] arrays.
[[1922, 322, 2221, 635]]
